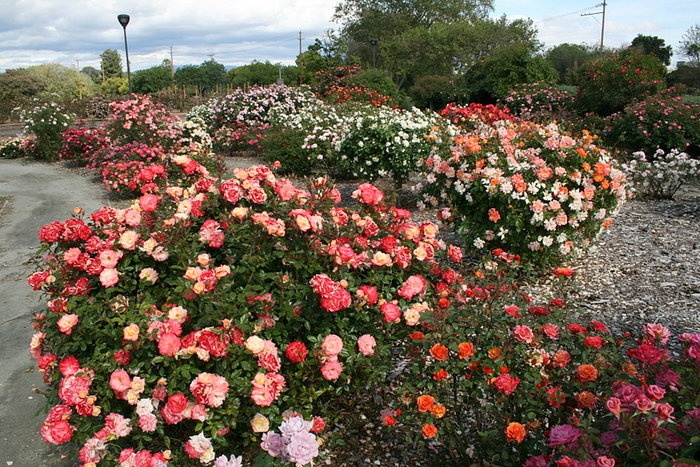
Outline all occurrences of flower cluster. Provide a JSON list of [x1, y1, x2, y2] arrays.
[[0, 136, 30, 159], [29, 153, 466, 464], [439, 102, 514, 129], [58, 126, 111, 166], [17, 97, 75, 160], [417, 116, 629, 267], [623, 148, 700, 199], [500, 82, 576, 123]]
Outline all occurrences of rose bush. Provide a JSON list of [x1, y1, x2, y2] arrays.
[[500, 82, 576, 124], [622, 148, 700, 200], [29, 153, 471, 464], [18, 97, 75, 161], [417, 113, 629, 268]]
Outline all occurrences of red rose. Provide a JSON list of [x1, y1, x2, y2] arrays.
[[490, 373, 520, 395], [285, 341, 308, 363]]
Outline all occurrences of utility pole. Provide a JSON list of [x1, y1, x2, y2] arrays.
[[170, 46, 174, 76], [298, 31, 303, 56], [582, 1, 607, 52]]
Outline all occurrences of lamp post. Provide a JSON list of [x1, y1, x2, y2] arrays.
[[117, 14, 131, 94]]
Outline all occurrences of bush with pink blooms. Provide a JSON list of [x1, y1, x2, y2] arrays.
[[417, 113, 629, 268], [28, 155, 472, 464]]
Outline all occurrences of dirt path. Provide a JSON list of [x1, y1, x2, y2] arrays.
[[0, 160, 117, 466]]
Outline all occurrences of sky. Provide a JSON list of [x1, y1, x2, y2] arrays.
[[0, 0, 698, 74]]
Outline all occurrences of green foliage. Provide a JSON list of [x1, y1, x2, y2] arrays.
[[630, 34, 673, 66], [175, 60, 229, 96], [546, 43, 597, 85], [460, 45, 557, 103], [575, 50, 667, 116], [604, 90, 700, 156], [100, 77, 128, 96], [229, 61, 297, 88], [18, 98, 75, 161], [100, 49, 123, 80], [132, 65, 174, 94], [667, 64, 700, 93]]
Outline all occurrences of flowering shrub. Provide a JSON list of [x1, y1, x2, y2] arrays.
[[312, 65, 398, 108], [105, 94, 183, 151], [605, 90, 700, 156], [622, 149, 700, 199], [29, 159, 469, 464], [383, 262, 700, 465], [206, 84, 320, 155], [417, 117, 629, 267], [576, 51, 667, 116], [18, 98, 75, 160], [439, 102, 514, 130], [59, 126, 111, 166], [500, 82, 576, 123], [0, 136, 29, 159], [265, 99, 452, 186]]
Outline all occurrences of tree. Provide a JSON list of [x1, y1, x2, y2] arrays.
[[174, 59, 228, 96], [229, 61, 296, 88], [546, 43, 597, 84], [679, 24, 700, 66], [631, 34, 672, 66], [132, 63, 174, 94], [81, 66, 102, 84], [100, 49, 123, 80]]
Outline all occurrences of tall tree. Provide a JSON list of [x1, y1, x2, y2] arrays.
[[546, 43, 597, 84], [679, 24, 700, 66], [132, 63, 174, 94], [631, 34, 672, 66], [100, 49, 123, 80]]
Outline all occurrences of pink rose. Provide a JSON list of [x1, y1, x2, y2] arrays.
[[138, 193, 160, 213], [109, 369, 132, 397], [138, 413, 157, 432], [357, 334, 376, 356], [380, 301, 401, 323], [397, 275, 427, 300], [158, 332, 181, 357], [98, 249, 122, 268], [352, 183, 384, 205], [513, 325, 534, 344], [57, 314, 79, 335], [548, 424, 581, 447], [356, 285, 379, 305], [320, 359, 343, 381], [99, 267, 120, 288], [321, 334, 343, 357], [190, 373, 229, 408], [41, 419, 74, 445]]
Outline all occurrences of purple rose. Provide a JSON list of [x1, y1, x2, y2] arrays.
[[548, 424, 581, 447], [284, 431, 319, 465], [260, 432, 285, 458]]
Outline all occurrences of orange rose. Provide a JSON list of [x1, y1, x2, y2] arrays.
[[576, 364, 599, 382], [431, 403, 446, 419], [576, 391, 597, 409], [488, 347, 501, 359], [505, 422, 526, 443], [429, 343, 449, 361], [416, 394, 436, 412], [458, 342, 475, 359], [421, 423, 438, 439]]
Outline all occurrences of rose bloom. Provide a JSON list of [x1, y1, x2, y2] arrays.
[[250, 413, 270, 433], [552, 349, 571, 368], [416, 394, 436, 412], [184, 433, 215, 463], [119, 230, 139, 250], [109, 369, 132, 398], [190, 372, 229, 408], [356, 285, 379, 305], [576, 391, 598, 409], [488, 208, 501, 222], [99, 268, 120, 288], [352, 182, 384, 205], [123, 323, 140, 341], [41, 418, 74, 445], [542, 323, 560, 339], [380, 301, 401, 323], [458, 342, 475, 359], [158, 332, 181, 357], [138, 193, 160, 212], [575, 364, 599, 383], [548, 424, 581, 447], [421, 423, 438, 439], [505, 422, 526, 443], [397, 275, 427, 300], [57, 314, 79, 335], [357, 334, 376, 356], [371, 251, 393, 267], [245, 335, 266, 355], [491, 373, 521, 395], [429, 343, 449, 361], [321, 334, 343, 357], [320, 359, 343, 381], [431, 403, 446, 418], [138, 267, 159, 284], [583, 335, 605, 349], [513, 325, 534, 344], [285, 341, 308, 363]]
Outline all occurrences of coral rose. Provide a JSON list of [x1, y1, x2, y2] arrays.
[[575, 364, 599, 383], [505, 422, 526, 443]]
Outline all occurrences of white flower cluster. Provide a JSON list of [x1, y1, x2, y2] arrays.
[[623, 149, 700, 199]]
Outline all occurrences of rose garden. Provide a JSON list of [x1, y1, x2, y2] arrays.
[[2, 55, 700, 466]]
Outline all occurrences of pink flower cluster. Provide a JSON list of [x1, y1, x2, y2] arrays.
[[260, 415, 320, 465]]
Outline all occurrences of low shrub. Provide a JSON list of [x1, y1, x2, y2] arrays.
[[0, 136, 30, 159], [622, 149, 700, 199], [500, 82, 576, 124], [604, 90, 700, 156], [59, 126, 111, 166], [18, 98, 75, 161], [417, 116, 629, 268]]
